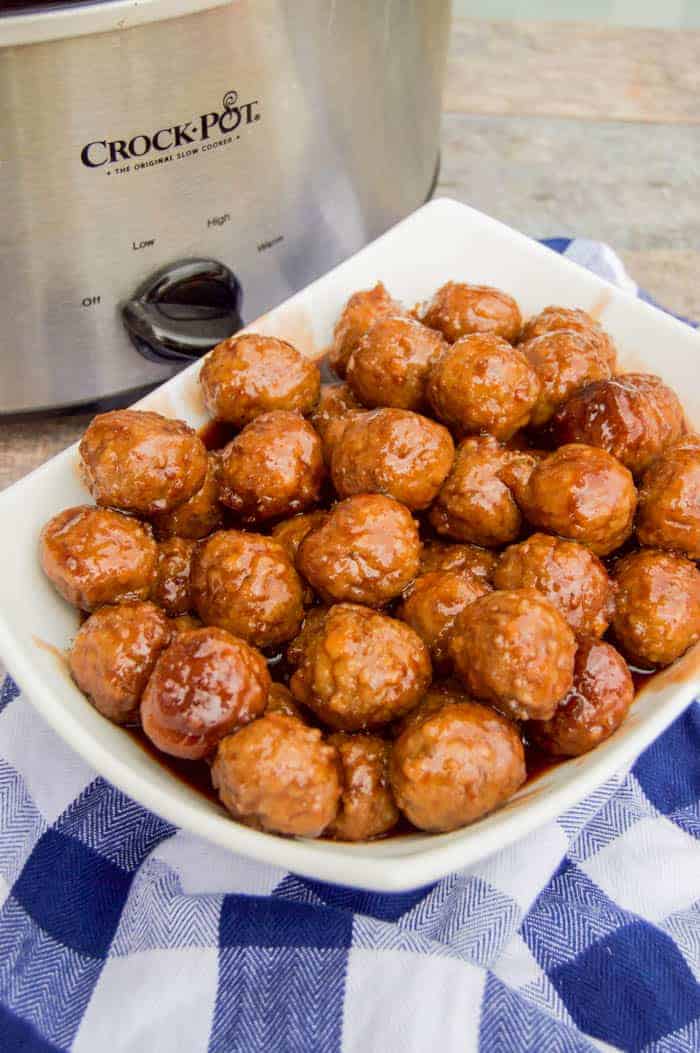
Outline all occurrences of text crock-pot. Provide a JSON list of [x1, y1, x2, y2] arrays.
[[0, 0, 450, 413]]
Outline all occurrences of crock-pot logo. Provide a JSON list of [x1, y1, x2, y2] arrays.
[[80, 90, 261, 168]]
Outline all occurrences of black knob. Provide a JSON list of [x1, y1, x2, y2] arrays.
[[122, 259, 243, 363]]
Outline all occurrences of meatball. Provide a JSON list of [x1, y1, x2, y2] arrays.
[[493, 533, 614, 638], [169, 613, 203, 635], [151, 537, 195, 616], [520, 329, 614, 427], [611, 549, 700, 668], [397, 569, 491, 672], [218, 410, 323, 525], [40, 505, 157, 611], [417, 282, 522, 344], [330, 409, 454, 511], [271, 510, 329, 606], [151, 453, 224, 540], [191, 531, 304, 647], [636, 437, 700, 559], [141, 627, 270, 759], [199, 333, 320, 427], [310, 382, 365, 463], [391, 681, 471, 738], [520, 305, 613, 351], [289, 603, 432, 731], [428, 436, 538, 547], [79, 409, 207, 516], [286, 606, 327, 669], [297, 494, 421, 607], [326, 733, 399, 841], [390, 701, 526, 833], [522, 444, 637, 556], [69, 601, 171, 724], [346, 316, 447, 411], [449, 589, 576, 721], [527, 639, 634, 757], [212, 714, 341, 837], [418, 540, 496, 582], [329, 282, 402, 378], [265, 682, 307, 722], [271, 511, 329, 565], [551, 374, 685, 476], [426, 333, 540, 441]]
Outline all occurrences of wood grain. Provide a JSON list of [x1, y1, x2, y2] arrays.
[[445, 19, 700, 123], [0, 415, 89, 492], [437, 113, 700, 253]]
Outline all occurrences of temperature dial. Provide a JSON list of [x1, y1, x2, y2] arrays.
[[122, 258, 243, 363]]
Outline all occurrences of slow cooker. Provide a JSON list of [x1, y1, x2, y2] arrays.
[[0, 0, 450, 413]]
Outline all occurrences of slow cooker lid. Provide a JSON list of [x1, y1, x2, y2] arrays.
[[0, 0, 232, 47]]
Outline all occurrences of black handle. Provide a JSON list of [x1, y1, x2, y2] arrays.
[[121, 258, 243, 363]]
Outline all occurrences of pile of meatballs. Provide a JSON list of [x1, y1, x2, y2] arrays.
[[39, 278, 700, 842]]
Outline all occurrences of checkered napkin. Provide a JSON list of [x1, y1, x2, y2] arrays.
[[1, 240, 699, 1053]]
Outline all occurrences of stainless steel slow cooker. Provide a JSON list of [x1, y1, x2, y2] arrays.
[[0, 0, 450, 413]]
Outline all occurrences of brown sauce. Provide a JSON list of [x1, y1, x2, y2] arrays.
[[524, 743, 564, 785], [122, 724, 222, 808], [199, 419, 237, 451]]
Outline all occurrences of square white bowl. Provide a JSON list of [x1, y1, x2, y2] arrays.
[[1, 198, 699, 893]]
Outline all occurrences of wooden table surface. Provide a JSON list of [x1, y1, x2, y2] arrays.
[[2, 17, 698, 490]]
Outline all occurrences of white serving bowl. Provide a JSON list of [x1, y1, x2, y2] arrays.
[[1, 198, 699, 892]]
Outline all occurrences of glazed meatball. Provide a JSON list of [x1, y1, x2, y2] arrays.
[[390, 701, 526, 833], [493, 533, 614, 638], [636, 436, 700, 559], [522, 444, 637, 556], [69, 601, 171, 724], [212, 714, 341, 836], [141, 627, 270, 759], [427, 333, 539, 441], [520, 305, 613, 351], [449, 589, 576, 721], [289, 603, 432, 730], [191, 530, 304, 647], [310, 382, 365, 463], [346, 316, 447, 410], [79, 409, 207, 515], [297, 494, 421, 607], [330, 282, 402, 378], [326, 733, 399, 841], [271, 511, 329, 565], [428, 436, 538, 547], [151, 453, 224, 540], [611, 549, 700, 668], [520, 329, 614, 427], [218, 410, 323, 525], [397, 569, 490, 672], [331, 409, 454, 510], [40, 505, 157, 611], [286, 606, 327, 669], [551, 374, 685, 476], [527, 639, 633, 757], [417, 282, 522, 344], [391, 681, 471, 738], [418, 540, 496, 582], [264, 682, 307, 722], [151, 537, 195, 616], [199, 333, 320, 426], [271, 511, 329, 606], [169, 613, 203, 635]]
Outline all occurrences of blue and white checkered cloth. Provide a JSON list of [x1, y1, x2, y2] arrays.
[[1, 239, 699, 1053]]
